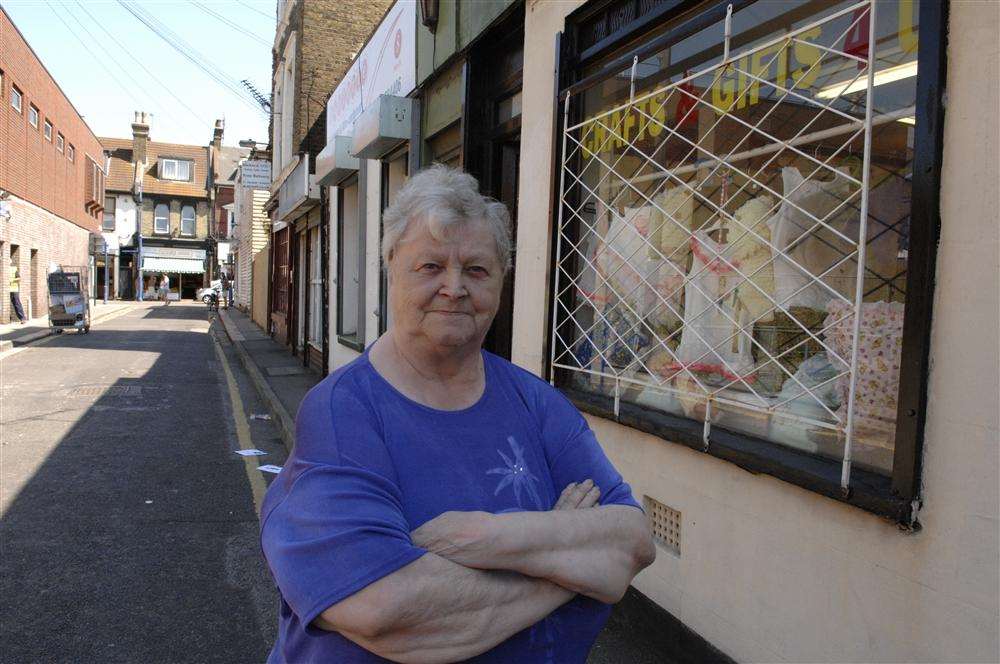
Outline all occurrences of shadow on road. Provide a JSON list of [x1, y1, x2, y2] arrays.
[[0, 304, 277, 663]]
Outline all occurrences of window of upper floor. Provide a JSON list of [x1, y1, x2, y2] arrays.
[[181, 205, 196, 236], [159, 158, 193, 182], [43, 119, 52, 141], [11, 85, 22, 114], [102, 196, 116, 231], [154, 204, 170, 234], [56, 133, 64, 153], [28, 104, 38, 128], [68, 144, 75, 162]]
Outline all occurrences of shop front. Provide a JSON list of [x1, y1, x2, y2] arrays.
[[318, 0, 419, 372], [140, 245, 208, 300], [511, 0, 999, 661]]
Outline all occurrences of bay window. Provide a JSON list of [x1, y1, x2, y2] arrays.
[[551, 0, 943, 521]]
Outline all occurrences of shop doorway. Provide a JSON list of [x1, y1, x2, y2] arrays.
[[467, 6, 523, 359]]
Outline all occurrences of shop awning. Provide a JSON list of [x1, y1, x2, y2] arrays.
[[142, 257, 204, 274]]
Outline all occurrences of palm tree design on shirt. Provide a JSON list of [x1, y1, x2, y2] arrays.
[[487, 436, 544, 511], [487, 435, 556, 661]]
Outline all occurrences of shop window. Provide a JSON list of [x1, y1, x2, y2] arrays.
[[181, 205, 196, 236], [103, 196, 116, 231], [378, 152, 408, 334], [154, 204, 169, 234], [336, 179, 365, 350], [553, 0, 940, 521], [308, 225, 323, 346]]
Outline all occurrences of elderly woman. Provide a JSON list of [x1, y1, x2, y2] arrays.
[[261, 165, 655, 663]]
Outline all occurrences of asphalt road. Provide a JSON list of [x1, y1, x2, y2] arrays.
[[0, 303, 287, 663]]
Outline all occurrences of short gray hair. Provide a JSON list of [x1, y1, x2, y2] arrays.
[[381, 164, 512, 273]]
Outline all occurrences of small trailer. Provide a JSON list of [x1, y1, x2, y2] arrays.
[[47, 268, 91, 333]]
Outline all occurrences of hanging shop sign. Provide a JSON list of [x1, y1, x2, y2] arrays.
[[352, 95, 416, 160], [240, 160, 272, 188], [315, 136, 360, 187], [325, 0, 417, 142]]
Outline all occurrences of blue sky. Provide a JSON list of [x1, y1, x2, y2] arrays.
[[2, 0, 274, 146]]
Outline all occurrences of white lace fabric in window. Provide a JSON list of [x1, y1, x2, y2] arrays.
[[769, 167, 858, 311], [673, 230, 756, 383], [592, 205, 681, 330]]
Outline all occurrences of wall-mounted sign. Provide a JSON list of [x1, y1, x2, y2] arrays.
[[144, 246, 207, 260], [240, 160, 271, 188], [326, 0, 417, 142]]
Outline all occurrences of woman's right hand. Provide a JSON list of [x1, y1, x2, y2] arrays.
[[553, 479, 600, 510]]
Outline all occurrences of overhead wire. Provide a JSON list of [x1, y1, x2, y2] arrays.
[[190, 1, 271, 48], [115, 0, 266, 117], [71, 0, 215, 135], [54, 0, 199, 138], [42, 0, 190, 139], [235, 0, 276, 22]]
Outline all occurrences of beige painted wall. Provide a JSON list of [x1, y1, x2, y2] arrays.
[[513, 1, 999, 662]]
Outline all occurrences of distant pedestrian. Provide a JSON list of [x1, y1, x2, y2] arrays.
[[9, 262, 26, 324], [220, 271, 232, 308], [159, 274, 170, 305]]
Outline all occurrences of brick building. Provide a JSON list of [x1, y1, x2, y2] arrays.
[[102, 113, 212, 301], [0, 6, 104, 322], [265, 0, 392, 370]]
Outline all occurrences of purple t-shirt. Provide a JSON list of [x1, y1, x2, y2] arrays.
[[260, 349, 640, 663]]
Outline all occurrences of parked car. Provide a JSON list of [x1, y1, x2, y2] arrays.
[[197, 280, 222, 304]]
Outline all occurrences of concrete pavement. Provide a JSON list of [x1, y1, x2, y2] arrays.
[[0, 302, 286, 663]]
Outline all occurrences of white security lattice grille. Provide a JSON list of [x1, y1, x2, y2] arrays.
[[552, 0, 915, 487]]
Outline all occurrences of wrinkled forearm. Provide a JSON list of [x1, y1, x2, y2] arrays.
[[436, 506, 656, 603], [316, 552, 574, 664]]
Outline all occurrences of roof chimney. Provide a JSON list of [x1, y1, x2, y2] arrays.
[[213, 118, 224, 149], [131, 111, 150, 165]]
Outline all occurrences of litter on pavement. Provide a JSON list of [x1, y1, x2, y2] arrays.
[[258, 465, 283, 474], [250, 413, 271, 420], [235, 449, 268, 457]]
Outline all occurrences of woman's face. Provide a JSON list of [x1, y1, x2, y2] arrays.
[[388, 217, 504, 351]]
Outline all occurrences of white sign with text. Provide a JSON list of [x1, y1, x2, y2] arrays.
[[326, 0, 416, 141]]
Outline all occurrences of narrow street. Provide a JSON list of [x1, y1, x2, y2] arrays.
[[0, 303, 285, 663]]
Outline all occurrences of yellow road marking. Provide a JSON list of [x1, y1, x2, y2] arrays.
[[212, 334, 268, 515]]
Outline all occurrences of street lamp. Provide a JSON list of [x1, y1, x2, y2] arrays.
[[419, 0, 438, 31]]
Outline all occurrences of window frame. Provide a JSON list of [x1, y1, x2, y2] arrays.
[[159, 158, 193, 182], [68, 144, 75, 162], [102, 196, 116, 231], [56, 132, 64, 153], [335, 169, 367, 352], [28, 104, 38, 128], [10, 85, 22, 113], [548, 0, 948, 524], [153, 203, 170, 235], [43, 119, 52, 141], [180, 204, 196, 236]]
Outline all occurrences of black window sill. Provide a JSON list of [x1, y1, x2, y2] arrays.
[[561, 386, 916, 526], [337, 335, 364, 353]]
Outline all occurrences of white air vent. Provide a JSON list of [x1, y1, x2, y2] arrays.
[[644, 496, 681, 555]]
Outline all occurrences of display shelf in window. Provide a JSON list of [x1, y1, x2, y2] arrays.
[[551, 0, 939, 522]]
